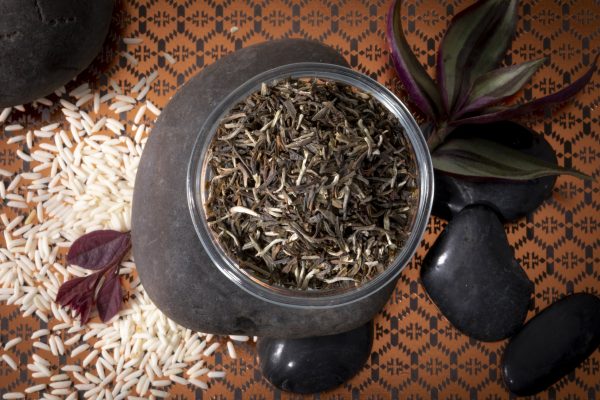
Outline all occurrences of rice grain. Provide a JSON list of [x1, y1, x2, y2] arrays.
[[2, 354, 17, 370], [3, 393, 24, 399], [4, 337, 22, 350]]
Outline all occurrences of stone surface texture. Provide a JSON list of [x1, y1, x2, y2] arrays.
[[421, 205, 534, 341], [257, 321, 373, 394], [502, 293, 600, 396], [0, 0, 114, 107], [132, 39, 397, 338]]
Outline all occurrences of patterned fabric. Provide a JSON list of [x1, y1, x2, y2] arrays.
[[0, 0, 598, 398]]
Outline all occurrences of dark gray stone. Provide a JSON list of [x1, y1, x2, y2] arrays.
[[257, 320, 373, 394], [502, 293, 600, 397], [0, 0, 113, 107], [432, 121, 558, 222], [132, 39, 397, 338], [421, 205, 533, 341]]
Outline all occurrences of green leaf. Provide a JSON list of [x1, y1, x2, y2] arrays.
[[437, 0, 517, 113], [468, 0, 518, 82], [387, 0, 443, 119], [452, 53, 599, 125], [458, 57, 546, 116], [432, 138, 591, 180]]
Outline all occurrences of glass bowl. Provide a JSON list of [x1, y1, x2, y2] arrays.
[[187, 62, 433, 308]]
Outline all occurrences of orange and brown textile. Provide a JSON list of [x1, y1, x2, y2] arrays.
[[0, 0, 598, 398]]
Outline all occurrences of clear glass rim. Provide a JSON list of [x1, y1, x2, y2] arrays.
[[187, 62, 434, 309]]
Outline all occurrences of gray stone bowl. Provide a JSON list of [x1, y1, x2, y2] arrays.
[[132, 39, 432, 338]]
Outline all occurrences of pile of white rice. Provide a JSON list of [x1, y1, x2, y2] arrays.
[[0, 47, 244, 399]]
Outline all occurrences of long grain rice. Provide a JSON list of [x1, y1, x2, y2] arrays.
[[25, 384, 46, 393], [2, 354, 17, 370], [208, 370, 226, 379], [0, 108, 11, 123], [6, 136, 24, 144], [146, 100, 160, 116], [3, 393, 24, 399], [4, 337, 22, 350], [121, 51, 138, 66], [5, 124, 23, 132], [226, 340, 237, 359], [0, 68, 229, 397], [123, 37, 143, 45], [161, 52, 176, 65]]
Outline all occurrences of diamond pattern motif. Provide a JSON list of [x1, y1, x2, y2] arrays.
[[0, 0, 598, 397]]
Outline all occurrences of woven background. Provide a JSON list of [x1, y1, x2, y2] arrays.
[[1, 0, 599, 398]]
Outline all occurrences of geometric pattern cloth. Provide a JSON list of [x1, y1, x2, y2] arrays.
[[0, 0, 598, 398]]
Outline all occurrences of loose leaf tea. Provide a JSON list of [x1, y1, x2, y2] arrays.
[[204, 78, 418, 290]]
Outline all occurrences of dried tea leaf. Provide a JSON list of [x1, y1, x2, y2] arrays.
[[205, 78, 418, 289]]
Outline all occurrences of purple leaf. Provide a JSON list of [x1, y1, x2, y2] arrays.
[[96, 267, 122, 323], [457, 57, 546, 116], [386, 0, 443, 119], [437, 0, 517, 113], [55, 272, 103, 324], [453, 53, 599, 125], [67, 230, 131, 270]]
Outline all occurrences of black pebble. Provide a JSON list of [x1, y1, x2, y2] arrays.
[[502, 293, 600, 396], [0, 0, 114, 107], [257, 320, 373, 394], [421, 205, 533, 341], [432, 121, 557, 222]]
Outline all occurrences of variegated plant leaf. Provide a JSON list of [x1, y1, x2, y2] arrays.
[[432, 138, 590, 180], [437, 0, 516, 113], [457, 57, 546, 116], [452, 53, 599, 125], [386, 0, 443, 119]]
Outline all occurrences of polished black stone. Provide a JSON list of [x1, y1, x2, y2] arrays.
[[0, 0, 113, 107], [421, 205, 533, 341], [258, 320, 373, 394], [132, 39, 398, 338], [432, 121, 558, 222], [502, 293, 600, 396]]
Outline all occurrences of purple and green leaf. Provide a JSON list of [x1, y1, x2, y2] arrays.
[[466, 0, 517, 85], [432, 138, 590, 180], [388, 0, 596, 181], [437, 0, 517, 113], [386, 0, 443, 119], [453, 53, 599, 125], [457, 57, 546, 116]]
